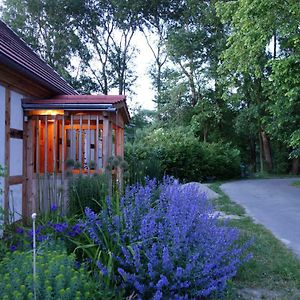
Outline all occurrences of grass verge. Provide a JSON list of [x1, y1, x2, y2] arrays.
[[210, 182, 300, 300], [291, 180, 300, 188]]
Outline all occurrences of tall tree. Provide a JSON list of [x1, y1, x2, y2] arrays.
[[75, 0, 138, 95], [216, 0, 300, 172]]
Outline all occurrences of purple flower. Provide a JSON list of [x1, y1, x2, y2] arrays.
[[114, 178, 252, 298], [153, 290, 163, 300], [16, 227, 24, 234], [50, 204, 58, 212], [9, 245, 17, 252], [81, 177, 252, 299], [96, 260, 108, 276], [37, 234, 49, 242], [68, 223, 82, 237], [85, 207, 98, 222], [156, 275, 169, 290], [52, 222, 68, 233]]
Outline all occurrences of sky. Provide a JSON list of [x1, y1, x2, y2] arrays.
[[126, 31, 156, 111]]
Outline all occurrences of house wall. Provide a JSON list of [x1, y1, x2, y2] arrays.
[[0, 85, 25, 223], [0, 85, 5, 222], [9, 91, 24, 221]]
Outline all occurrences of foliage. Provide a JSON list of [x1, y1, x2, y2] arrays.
[[68, 174, 108, 216], [0, 244, 97, 300], [125, 107, 155, 143], [79, 178, 252, 299], [216, 0, 300, 171], [124, 142, 163, 184], [127, 127, 240, 182], [291, 180, 300, 188]]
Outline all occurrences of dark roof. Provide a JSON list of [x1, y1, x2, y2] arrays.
[[22, 95, 130, 123], [23, 94, 126, 104], [0, 20, 77, 95]]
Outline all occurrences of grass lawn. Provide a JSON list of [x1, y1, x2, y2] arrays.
[[210, 183, 300, 300], [291, 180, 300, 188]]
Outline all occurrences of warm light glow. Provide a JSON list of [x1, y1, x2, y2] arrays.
[[28, 110, 64, 116]]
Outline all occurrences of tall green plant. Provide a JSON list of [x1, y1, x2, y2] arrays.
[[68, 174, 108, 216]]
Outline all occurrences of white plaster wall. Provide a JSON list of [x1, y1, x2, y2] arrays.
[[9, 90, 24, 222], [0, 85, 5, 215], [9, 184, 22, 222], [10, 90, 23, 130], [9, 138, 23, 176]]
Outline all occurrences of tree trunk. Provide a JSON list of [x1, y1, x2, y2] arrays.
[[249, 138, 256, 172], [291, 158, 300, 175], [258, 131, 264, 172], [260, 129, 273, 171]]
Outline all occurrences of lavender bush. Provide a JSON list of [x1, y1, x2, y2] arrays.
[[82, 178, 252, 299]]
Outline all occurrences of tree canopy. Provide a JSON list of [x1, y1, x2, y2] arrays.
[[1, 0, 299, 175]]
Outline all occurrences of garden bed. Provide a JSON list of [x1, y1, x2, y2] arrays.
[[1, 178, 253, 299]]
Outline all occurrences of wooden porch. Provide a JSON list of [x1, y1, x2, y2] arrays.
[[22, 95, 129, 217]]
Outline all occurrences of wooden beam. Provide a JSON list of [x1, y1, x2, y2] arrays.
[[79, 115, 82, 173], [103, 117, 108, 169], [53, 116, 57, 173], [26, 118, 35, 215], [35, 117, 40, 174], [22, 120, 28, 220], [62, 115, 65, 178], [96, 115, 99, 170], [8, 175, 23, 185], [44, 116, 48, 174], [10, 128, 23, 139], [70, 114, 74, 160], [88, 115, 91, 175], [4, 88, 10, 224]]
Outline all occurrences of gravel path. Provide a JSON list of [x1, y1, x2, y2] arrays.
[[221, 178, 300, 259]]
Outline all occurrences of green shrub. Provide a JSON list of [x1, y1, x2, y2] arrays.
[[68, 174, 108, 215], [125, 127, 240, 182], [125, 143, 163, 184], [0, 245, 96, 299]]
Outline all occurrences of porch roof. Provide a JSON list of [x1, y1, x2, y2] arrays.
[[22, 94, 130, 124]]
